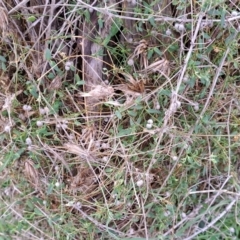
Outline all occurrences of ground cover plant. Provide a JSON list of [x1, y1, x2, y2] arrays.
[[0, 0, 240, 239]]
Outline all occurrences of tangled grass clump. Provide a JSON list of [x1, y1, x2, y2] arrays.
[[0, 1, 240, 239]]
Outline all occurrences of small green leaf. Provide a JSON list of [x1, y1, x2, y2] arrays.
[[47, 72, 55, 79], [149, 16, 156, 27], [27, 16, 36, 22], [98, 18, 103, 29], [115, 110, 122, 119], [146, 109, 161, 114], [0, 55, 6, 62], [153, 47, 162, 56], [75, 74, 85, 85], [44, 48, 51, 61], [49, 60, 62, 72], [34, 208, 43, 216], [147, 49, 154, 60]]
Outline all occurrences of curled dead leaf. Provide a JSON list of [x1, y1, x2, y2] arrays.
[[24, 159, 39, 188], [119, 72, 145, 93], [48, 75, 62, 90], [64, 143, 98, 163], [0, 7, 9, 33], [80, 85, 114, 100], [138, 58, 170, 77]]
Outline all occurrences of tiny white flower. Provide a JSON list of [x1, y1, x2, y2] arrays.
[[23, 105, 32, 111], [4, 125, 11, 133], [129, 228, 135, 235], [231, 11, 238, 17], [26, 137, 32, 145], [27, 146, 33, 151], [65, 65, 70, 71], [128, 38, 133, 43], [56, 123, 61, 128], [66, 61, 73, 67], [75, 201, 82, 208], [176, 100, 181, 108], [39, 108, 45, 115], [229, 227, 235, 233], [183, 75, 189, 83], [44, 106, 50, 115], [54, 165, 59, 171], [147, 119, 153, 124], [65, 61, 73, 71], [112, 193, 117, 199], [174, 23, 185, 32], [155, 103, 160, 110], [101, 143, 109, 149], [104, 80, 109, 85], [146, 123, 152, 129], [131, 0, 137, 5], [172, 156, 178, 161], [165, 191, 171, 197], [55, 181, 60, 187], [102, 156, 108, 162], [127, 58, 134, 66], [164, 211, 171, 217], [151, 30, 157, 36], [88, 7, 94, 13], [36, 121, 43, 127], [183, 143, 189, 149], [166, 28, 172, 36], [194, 103, 199, 112], [136, 179, 144, 187], [23, 105, 28, 111], [181, 212, 187, 218], [43, 200, 47, 205]]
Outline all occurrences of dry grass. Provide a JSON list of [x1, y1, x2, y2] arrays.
[[0, 1, 240, 239]]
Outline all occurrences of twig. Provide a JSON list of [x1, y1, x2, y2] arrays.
[[72, 204, 124, 236], [184, 198, 237, 240]]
